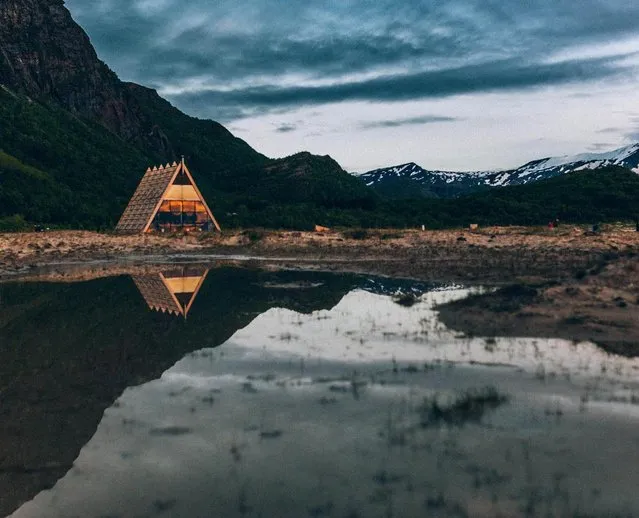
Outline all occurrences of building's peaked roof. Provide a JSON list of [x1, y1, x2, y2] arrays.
[[116, 159, 221, 233], [115, 162, 181, 233]]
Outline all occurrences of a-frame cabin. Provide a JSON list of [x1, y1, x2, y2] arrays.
[[116, 158, 221, 233]]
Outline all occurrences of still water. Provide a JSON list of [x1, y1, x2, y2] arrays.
[[2, 265, 639, 517]]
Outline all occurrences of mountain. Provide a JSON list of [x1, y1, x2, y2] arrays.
[[0, 0, 265, 163], [225, 152, 377, 206], [416, 166, 639, 227], [360, 144, 639, 199], [0, 0, 372, 228]]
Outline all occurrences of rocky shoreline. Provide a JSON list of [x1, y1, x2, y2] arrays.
[[1, 226, 633, 280]]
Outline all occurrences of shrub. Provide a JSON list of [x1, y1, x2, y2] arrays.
[[343, 229, 369, 240], [244, 229, 267, 243], [0, 214, 29, 232]]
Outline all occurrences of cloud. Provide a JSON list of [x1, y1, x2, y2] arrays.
[[64, 0, 639, 124], [588, 142, 616, 151], [623, 115, 639, 143], [274, 123, 297, 133], [167, 54, 633, 121], [626, 130, 639, 142], [360, 115, 459, 129]]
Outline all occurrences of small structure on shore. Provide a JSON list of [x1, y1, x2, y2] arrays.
[[116, 158, 220, 233]]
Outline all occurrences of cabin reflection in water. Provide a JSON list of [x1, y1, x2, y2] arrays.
[[132, 266, 209, 318]]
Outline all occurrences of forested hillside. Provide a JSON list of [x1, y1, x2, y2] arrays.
[[223, 166, 639, 230]]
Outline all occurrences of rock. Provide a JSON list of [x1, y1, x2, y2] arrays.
[[0, 0, 172, 153]]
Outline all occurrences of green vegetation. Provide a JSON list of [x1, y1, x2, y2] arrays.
[[125, 84, 268, 181], [0, 88, 150, 227], [417, 165, 639, 227], [1, 85, 638, 231], [0, 214, 29, 232], [0, 88, 374, 230], [223, 166, 639, 230]]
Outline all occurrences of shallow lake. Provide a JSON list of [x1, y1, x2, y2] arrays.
[[2, 264, 639, 518]]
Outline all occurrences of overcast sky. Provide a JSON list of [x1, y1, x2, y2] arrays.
[[65, 0, 639, 173]]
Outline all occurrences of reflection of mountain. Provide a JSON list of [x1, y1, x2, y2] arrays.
[[132, 267, 209, 318], [13, 285, 639, 517], [358, 277, 453, 298], [0, 267, 360, 517]]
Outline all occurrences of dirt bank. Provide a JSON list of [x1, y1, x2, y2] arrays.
[[1, 225, 637, 282], [437, 254, 639, 355]]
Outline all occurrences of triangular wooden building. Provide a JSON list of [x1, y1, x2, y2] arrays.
[[116, 158, 221, 233]]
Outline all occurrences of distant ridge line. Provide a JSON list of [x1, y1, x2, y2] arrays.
[[357, 143, 639, 199]]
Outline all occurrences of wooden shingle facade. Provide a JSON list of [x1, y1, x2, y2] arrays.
[[116, 159, 220, 233]]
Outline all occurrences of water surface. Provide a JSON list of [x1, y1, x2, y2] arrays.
[[2, 265, 639, 518]]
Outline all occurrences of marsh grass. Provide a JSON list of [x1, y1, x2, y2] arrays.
[[393, 293, 419, 307], [419, 387, 508, 427]]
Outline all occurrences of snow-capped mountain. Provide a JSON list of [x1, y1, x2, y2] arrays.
[[358, 143, 639, 199]]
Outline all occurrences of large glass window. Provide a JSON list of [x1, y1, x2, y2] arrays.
[[152, 189, 212, 232]]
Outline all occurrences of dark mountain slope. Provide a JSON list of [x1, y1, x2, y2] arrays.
[[123, 82, 268, 174], [0, 87, 150, 226], [0, 85, 374, 227], [0, 0, 267, 165], [1, 0, 148, 144], [401, 166, 639, 228], [219, 152, 377, 207]]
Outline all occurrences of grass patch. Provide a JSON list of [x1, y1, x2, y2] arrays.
[[562, 315, 587, 325], [342, 228, 370, 240], [419, 386, 508, 427], [0, 214, 29, 232], [0, 150, 50, 180]]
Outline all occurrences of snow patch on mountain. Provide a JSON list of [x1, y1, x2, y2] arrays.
[[358, 143, 639, 198], [522, 144, 639, 173]]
